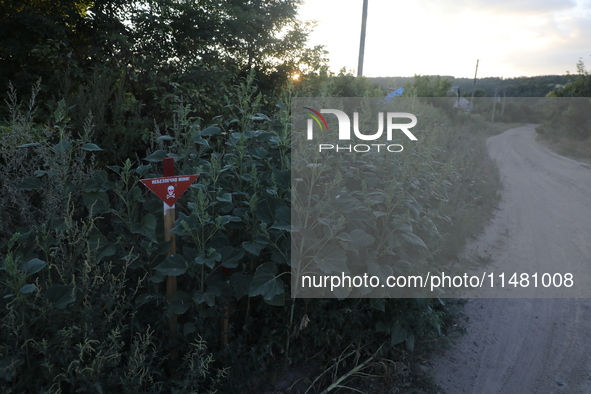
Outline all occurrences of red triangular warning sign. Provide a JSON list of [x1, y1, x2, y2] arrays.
[[140, 174, 199, 207]]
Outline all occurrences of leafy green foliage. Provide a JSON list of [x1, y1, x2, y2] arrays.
[[371, 75, 571, 98], [403, 75, 453, 97], [0, 0, 327, 165], [295, 67, 384, 97], [547, 58, 591, 98], [0, 72, 502, 392], [538, 58, 591, 144]]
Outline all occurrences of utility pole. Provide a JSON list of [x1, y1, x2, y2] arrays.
[[357, 0, 369, 77], [469, 59, 479, 113], [491, 86, 498, 123]]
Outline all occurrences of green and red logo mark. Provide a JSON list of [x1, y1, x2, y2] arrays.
[[304, 107, 329, 138], [303, 106, 418, 153]]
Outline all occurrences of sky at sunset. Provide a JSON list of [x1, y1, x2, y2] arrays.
[[297, 0, 591, 78]]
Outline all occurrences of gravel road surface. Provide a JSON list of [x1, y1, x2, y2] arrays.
[[430, 124, 591, 393]]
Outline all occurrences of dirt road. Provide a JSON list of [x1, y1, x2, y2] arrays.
[[430, 125, 591, 393]]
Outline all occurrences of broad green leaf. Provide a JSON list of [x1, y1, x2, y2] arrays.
[[193, 286, 221, 307], [194, 136, 210, 147], [216, 215, 242, 226], [80, 143, 103, 151], [391, 323, 407, 346], [396, 222, 413, 233], [370, 298, 386, 312], [16, 177, 41, 191], [181, 246, 199, 262], [154, 254, 187, 276], [376, 320, 388, 332], [405, 332, 415, 352], [144, 150, 167, 162], [273, 169, 290, 189], [170, 212, 199, 237], [16, 142, 41, 148], [84, 170, 114, 192], [106, 165, 121, 175], [249, 262, 284, 301], [135, 164, 152, 176], [21, 258, 47, 276], [88, 233, 108, 251], [46, 285, 75, 309], [82, 192, 110, 215], [167, 153, 185, 161], [349, 229, 375, 248], [433, 321, 441, 336], [135, 293, 153, 306], [194, 252, 220, 269], [16, 230, 34, 242], [183, 322, 196, 336], [336, 233, 352, 242], [220, 246, 245, 269], [333, 286, 351, 299], [264, 291, 285, 306], [149, 271, 164, 283], [313, 246, 348, 274], [156, 135, 174, 141], [368, 262, 393, 285], [96, 245, 116, 263], [373, 211, 389, 219], [230, 273, 252, 299], [400, 232, 428, 249], [19, 284, 36, 294], [216, 193, 232, 203], [252, 113, 270, 121], [157, 240, 172, 256], [130, 214, 157, 242], [53, 140, 72, 154], [129, 185, 146, 203], [169, 291, 192, 314], [200, 125, 221, 136], [270, 206, 291, 231], [404, 198, 422, 218], [242, 240, 267, 256], [249, 147, 267, 159]]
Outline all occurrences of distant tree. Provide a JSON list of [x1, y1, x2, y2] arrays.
[[0, 0, 93, 94], [539, 58, 591, 141], [403, 75, 452, 97], [547, 58, 591, 97], [330, 68, 384, 97], [0, 0, 325, 105], [0, 0, 327, 162]]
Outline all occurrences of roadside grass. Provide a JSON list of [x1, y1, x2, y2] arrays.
[[0, 81, 522, 394], [320, 117, 520, 394], [433, 119, 523, 268], [405, 119, 521, 393], [265, 112, 517, 394], [536, 132, 591, 165]]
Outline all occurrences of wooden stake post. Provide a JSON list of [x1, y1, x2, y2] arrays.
[[162, 157, 177, 358], [140, 157, 199, 361]]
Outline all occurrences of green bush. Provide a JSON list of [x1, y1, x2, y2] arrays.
[[1, 75, 501, 392]]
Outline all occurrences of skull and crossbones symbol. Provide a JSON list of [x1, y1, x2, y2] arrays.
[[166, 185, 175, 199]]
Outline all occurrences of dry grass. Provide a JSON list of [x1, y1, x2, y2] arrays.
[[536, 132, 591, 165]]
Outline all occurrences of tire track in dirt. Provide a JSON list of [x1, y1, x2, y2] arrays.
[[430, 125, 591, 393]]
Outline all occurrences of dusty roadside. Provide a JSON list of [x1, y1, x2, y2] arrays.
[[429, 125, 591, 393]]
